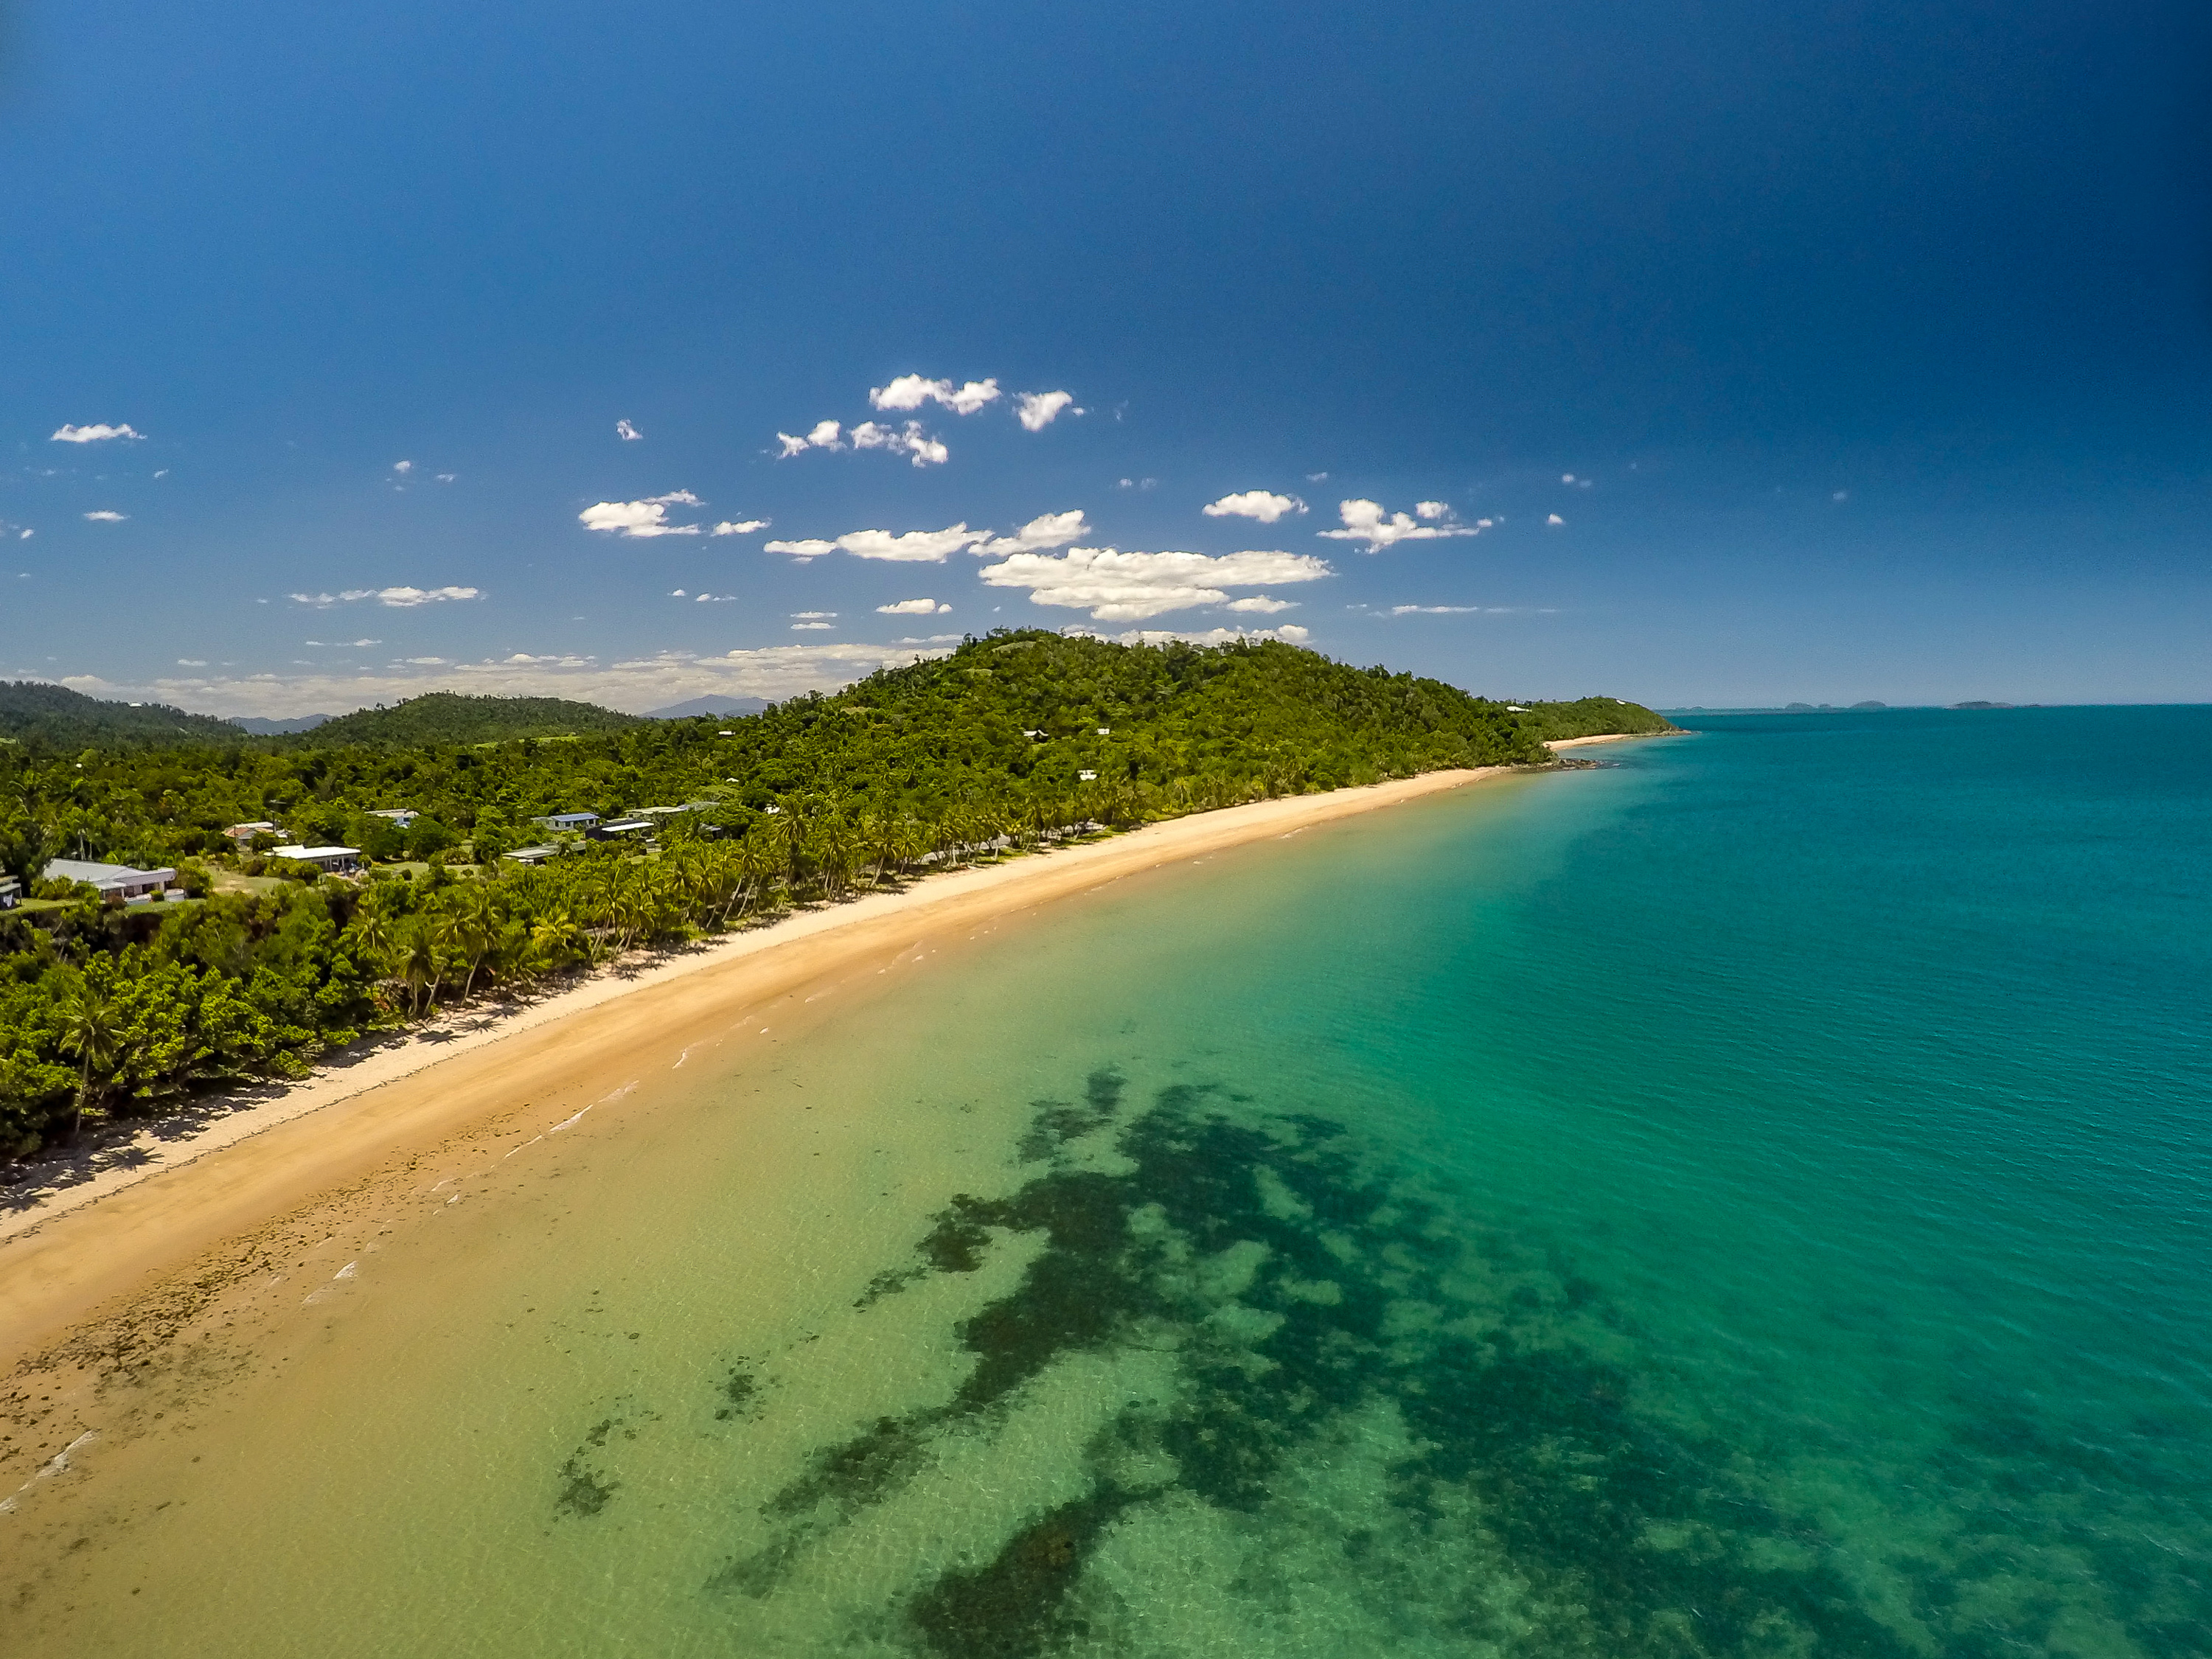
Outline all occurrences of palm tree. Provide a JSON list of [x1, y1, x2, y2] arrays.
[[527, 908, 584, 974], [453, 888, 499, 1000], [395, 931, 440, 1018], [56, 979, 122, 1140]]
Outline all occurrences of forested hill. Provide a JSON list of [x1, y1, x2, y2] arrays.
[[0, 633, 1672, 873], [281, 693, 644, 748], [0, 681, 250, 751]]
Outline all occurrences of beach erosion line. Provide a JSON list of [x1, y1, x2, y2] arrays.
[[0, 744, 1646, 1370]]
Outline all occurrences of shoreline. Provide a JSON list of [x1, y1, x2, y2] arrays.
[[0, 761, 1552, 1371], [0, 738, 1668, 1371]]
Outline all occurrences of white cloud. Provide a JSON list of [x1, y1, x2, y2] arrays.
[[694, 593, 734, 603], [877, 598, 952, 615], [17, 529, 31, 540], [578, 490, 704, 537], [791, 611, 838, 619], [1388, 605, 1482, 616], [761, 538, 838, 562], [978, 546, 1332, 621], [1204, 490, 1306, 524], [437, 472, 456, 483], [393, 460, 414, 475], [1318, 498, 1480, 553], [1015, 390, 1079, 431], [616, 419, 642, 441], [849, 420, 948, 467], [871, 375, 1001, 416], [790, 622, 833, 630], [1305, 471, 1329, 482], [711, 518, 769, 535], [305, 638, 384, 647], [1547, 513, 1565, 526], [893, 633, 964, 645], [1079, 624, 1312, 648], [837, 524, 979, 561], [1560, 473, 1575, 484], [771, 515, 1085, 565], [52, 423, 142, 443], [288, 586, 481, 608], [1832, 490, 1849, 502], [769, 523, 986, 563], [670, 589, 687, 597], [1222, 596, 1297, 613], [83, 509, 129, 522], [975, 509, 1090, 557], [177, 658, 207, 667], [776, 420, 846, 458]]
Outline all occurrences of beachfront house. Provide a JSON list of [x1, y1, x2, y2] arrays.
[[223, 821, 282, 844], [587, 818, 655, 841], [366, 808, 420, 828], [502, 844, 561, 866], [536, 811, 601, 832], [271, 845, 363, 874], [0, 876, 21, 910], [43, 858, 178, 902]]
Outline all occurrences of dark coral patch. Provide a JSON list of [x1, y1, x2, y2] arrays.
[[713, 1075, 2123, 1656]]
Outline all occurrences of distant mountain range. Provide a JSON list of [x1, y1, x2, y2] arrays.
[[0, 682, 654, 750], [229, 714, 335, 735], [0, 680, 254, 749], [644, 695, 771, 720]]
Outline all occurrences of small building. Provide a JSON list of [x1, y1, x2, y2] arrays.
[[632, 801, 724, 818], [44, 858, 178, 902], [586, 818, 655, 841], [223, 821, 282, 842], [366, 808, 420, 828], [1077, 770, 1098, 782], [536, 811, 602, 832], [271, 845, 362, 874], [0, 875, 21, 910], [503, 844, 561, 866]]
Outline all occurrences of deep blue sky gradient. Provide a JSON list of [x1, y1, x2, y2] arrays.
[[4, 0, 2208, 712]]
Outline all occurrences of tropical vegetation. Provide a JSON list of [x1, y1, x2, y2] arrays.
[[0, 633, 1672, 1159]]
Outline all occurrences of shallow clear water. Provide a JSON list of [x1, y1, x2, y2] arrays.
[[11, 708, 2211, 1656]]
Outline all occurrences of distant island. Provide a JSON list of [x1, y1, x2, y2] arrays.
[[0, 631, 1677, 1158]]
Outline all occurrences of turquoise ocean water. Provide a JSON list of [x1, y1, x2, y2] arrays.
[[15, 706, 2211, 1656]]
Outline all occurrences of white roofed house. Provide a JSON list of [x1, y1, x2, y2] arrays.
[[271, 845, 363, 874], [43, 858, 178, 903]]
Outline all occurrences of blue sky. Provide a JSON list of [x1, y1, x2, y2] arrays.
[[4, 0, 2208, 714]]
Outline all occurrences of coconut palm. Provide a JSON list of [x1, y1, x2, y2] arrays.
[[55, 978, 121, 1140]]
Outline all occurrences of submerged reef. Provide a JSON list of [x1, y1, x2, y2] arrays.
[[692, 1069, 1942, 1658], [532, 1064, 2208, 1656]]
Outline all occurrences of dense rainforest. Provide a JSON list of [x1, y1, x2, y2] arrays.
[[0, 633, 1674, 1158]]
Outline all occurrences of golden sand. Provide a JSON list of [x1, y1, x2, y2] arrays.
[[0, 763, 1561, 1373]]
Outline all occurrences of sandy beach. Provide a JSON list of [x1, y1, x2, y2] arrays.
[[0, 761, 1570, 1377], [0, 739, 1673, 1382]]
